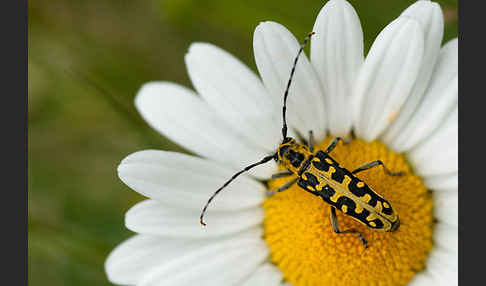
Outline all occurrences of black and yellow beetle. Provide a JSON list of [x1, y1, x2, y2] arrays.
[[199, 32, 403, 248]]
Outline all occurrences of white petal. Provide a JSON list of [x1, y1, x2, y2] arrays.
[[311, 0, 363, 137], [425, 247, 458, 285], [139, 229, 268, 286], [408, 272, 437, 286], [434, 223, 458, 254], [105, 234, 208, 285], [135, 82, 276, 178], [125, 199, 264, 239], [352, 17, 424, 141], [433, 191, 458, 227], [428, 247, 458, 272], [118, 150, 266, 211], [386, 38, 457, 152], [185, 43, 281, 151], [424, 172, 458, 193], [382, 1, 445, 146], [253, 21, 327, 140], [422, 38, 458, 95], [240, 263, 283, 286], [392, 77, 457, 152], [407, 107, 457, 177]]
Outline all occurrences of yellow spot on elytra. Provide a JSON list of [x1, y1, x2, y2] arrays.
[[328, 166, 336, 176], [341, 205, 348, 213], [370, 221, 377, 227], [362, 193, 372, 203], [325, 158, 333, 165], [264, 137, 433, 286], [383, 202, 390, 208], [375, 201, 383, 213], [366, 212, 378, 222], [357, 182, 365, 188], [330, 191, 344, 203], [341, 176, 352, 188]]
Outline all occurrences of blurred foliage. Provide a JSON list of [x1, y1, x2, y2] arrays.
[[28, 0, 457, 285]]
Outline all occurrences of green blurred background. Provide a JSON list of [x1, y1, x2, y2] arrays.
[[28, 0, 457, 285]]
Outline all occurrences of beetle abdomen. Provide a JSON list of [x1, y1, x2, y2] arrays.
[[297, 150, 399, 232], [298, 177, 386, 230]]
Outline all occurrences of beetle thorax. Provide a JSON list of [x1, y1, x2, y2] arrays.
[[277, 138, 312, 173]]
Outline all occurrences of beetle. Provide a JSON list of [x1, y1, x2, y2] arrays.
[[199, 32, 403, 248]]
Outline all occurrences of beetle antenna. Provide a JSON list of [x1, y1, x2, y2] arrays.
[[200, 154, 276, 226], [282, 31, 315, 139]]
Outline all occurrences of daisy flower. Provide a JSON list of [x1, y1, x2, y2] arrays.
[[105, 0, 457, 285]]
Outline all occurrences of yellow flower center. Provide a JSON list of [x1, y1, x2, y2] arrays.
[[263, 137, 433, 286]]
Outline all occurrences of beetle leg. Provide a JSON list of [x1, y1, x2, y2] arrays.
[[324, 137, 344, 154], [267, 177, 298, 197], [271, 170, 294, 179], [307, 130, 314, 152], [329, 206, 368, 248], [351, 160, 404, 176]]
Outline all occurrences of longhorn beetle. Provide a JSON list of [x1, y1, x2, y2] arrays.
[[199, 32, 404, 248]]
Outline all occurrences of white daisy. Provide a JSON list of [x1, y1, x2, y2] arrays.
[[105, 0, 457, 285]]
